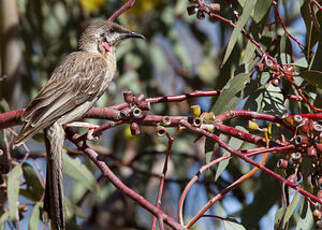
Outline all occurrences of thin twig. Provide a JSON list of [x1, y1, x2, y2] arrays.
[[180, 120, 322, 204], [108, 0, 136, 22], [66, 129, 185, 230], [152, 128, 184, 230]]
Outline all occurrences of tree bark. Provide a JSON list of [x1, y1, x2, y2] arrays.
[[0, 0, 24, 109]]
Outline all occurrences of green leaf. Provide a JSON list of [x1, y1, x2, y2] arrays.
[[72, 181, 88, 203], [302, 34, 322, 88], [62, 152, 99, 195], [293, 57, 308, 69], [118, 71, 141, 94], [7, 164, 23, 222], [283, 191, 299, 228], [215, 151, 230, 181], [124, 53, 143, 69], [64, 196, 85, 219], [296, 200, 313, 230], [253, 0, 273, 23], [205, 139, 214, 163], [29, 202, 41, 230], [241, 164, 280, 227], [198, 56, 219, 84], [0, 212, 8, 230], [212, 72, 251, 115], [301, 2, 322, 48], [222, 0, 258, 65], [222, 218, 247, 230], [241, 40, 257, 64], [215, 136, 243, 181], [301, 70, 322, 89], [22, 163, 44, 201], [263, 83, 286, 115], [150, 45, 167, 74], [275, 207, 286, 228]]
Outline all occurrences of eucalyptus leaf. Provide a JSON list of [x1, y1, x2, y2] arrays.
[[302, 34, 322, 88], [22, 163, 44, 202], [198, 56, 218, 84], [301, 70, 322, 89], [62, 152, 100, 195], [253, 0, 273, 23], [222, 218, 247, 230], [295, 200, 313, 230], [275, 207, 286, 229], [211, 72, 252, 115], [222, 0, 258, 65], [283, 191, 299, 228], [29, 202, 41, 230], [263, 83, 286, 115], [215, 151, 230, 182], [0, 212, 8, 230], [241, 40, 257, 64], [215, 136, 243, 181], [7, 164, 23, 222]]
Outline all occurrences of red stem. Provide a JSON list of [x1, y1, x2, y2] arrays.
[[311, 0, 322, 10], [196, 0, 321, 112], [108, 0, 136, 22], [66, 128, 185, 230], [272, 1, 305, 50], [180, 120, 322, 204]]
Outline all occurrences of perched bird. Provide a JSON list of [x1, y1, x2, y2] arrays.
[[14, 21, 144, 230]]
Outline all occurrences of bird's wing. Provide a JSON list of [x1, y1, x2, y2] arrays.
[[15, 52, 109, 146]]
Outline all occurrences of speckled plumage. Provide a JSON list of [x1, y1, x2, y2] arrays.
[[14, 20, 144, 230]]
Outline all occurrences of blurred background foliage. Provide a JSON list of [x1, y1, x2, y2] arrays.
[[0, 0, 321, 229]]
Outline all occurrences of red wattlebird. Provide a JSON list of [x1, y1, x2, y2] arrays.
[[14, 21, 144, 230]]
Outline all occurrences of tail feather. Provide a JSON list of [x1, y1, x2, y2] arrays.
[[44, 122, 65, 230], [14, 122, 51, 148]]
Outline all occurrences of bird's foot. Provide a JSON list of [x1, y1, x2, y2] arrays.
[[65, 122, 100, 141], [87, 128, 100, 141]]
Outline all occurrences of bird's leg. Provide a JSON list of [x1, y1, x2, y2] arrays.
[[65, 122, 99, 141]]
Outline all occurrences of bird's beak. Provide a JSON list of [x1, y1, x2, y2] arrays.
[[119, 31, 145, 41]]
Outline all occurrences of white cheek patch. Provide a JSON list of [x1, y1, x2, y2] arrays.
[[105, 32, 119, 43]]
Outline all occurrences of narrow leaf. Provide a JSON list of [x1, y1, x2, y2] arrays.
[[62, 152, 99, 195], [22, 163, 44, 201], [215, 151, 230, 181], [301, 70, 322, 89], [275, 207, 285, 228], [296, 200, 313, 230], [241, 40, 256, 64], [253, 0, 273, 23], [29, 202, 41, 230], [7, 164, 23, 222], [0, 212, 9, 230], [222, 219, 246, 230], [222, 0, 258, 65], [212, 72, 251, 115], [283, 191, 299, 228], [216, 135, 244, 181]]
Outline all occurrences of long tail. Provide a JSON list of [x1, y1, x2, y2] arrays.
[[44, 122, 65, 230]]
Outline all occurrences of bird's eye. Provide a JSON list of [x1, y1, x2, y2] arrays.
[[109, 29, 115, 33]]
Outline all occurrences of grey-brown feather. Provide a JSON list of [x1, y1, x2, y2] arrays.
[[44, 123, 65, 230], [14, 20, 142, 230], [15, 51, 114, 146]]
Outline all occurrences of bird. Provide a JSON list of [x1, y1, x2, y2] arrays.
[[14, 20, 144, 230]]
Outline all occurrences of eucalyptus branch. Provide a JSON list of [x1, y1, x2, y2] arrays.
[[65, 128, 185, 230], [180, 120, 322, 204]]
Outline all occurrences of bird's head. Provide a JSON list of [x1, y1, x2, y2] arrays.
[[79, 21, 145, 54]]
